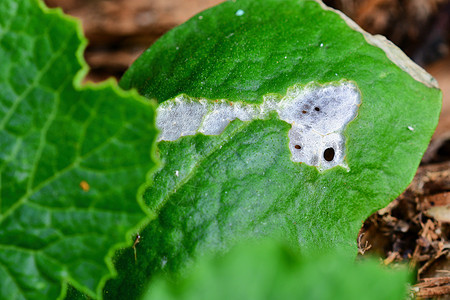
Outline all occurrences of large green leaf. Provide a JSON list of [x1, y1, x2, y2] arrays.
[[0, 0, 157, 299], [143, 240, 411, 300], [106, 0, 441, 298]]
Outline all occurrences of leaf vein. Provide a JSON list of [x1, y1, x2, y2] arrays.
[[0, 29, 70, 130], [156, 122, 250, 213]]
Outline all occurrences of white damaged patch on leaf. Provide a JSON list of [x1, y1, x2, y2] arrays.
[[156, 81, 361, 171]]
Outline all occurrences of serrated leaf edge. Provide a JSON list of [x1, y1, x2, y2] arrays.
[[32, 1, 160, 299]]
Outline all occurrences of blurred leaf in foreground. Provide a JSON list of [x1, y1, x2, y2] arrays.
[[143, 240, 411, 300]]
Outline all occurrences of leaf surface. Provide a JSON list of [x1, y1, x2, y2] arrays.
[[107, 0, 441, 298], [0, 1, 157, 299]]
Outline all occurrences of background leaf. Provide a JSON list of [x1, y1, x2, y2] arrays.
[[143, 240, 411, 300], [0, 0, 158, 299]]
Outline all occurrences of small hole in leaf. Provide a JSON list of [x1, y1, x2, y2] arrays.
[[302, 110, 307, 114], [295, 145, 301, 149], [324, 148, 335, 162], [314, 107, 320, 111]]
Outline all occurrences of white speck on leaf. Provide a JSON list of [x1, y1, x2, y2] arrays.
[[235, 9, 245, 16], [161, 257, 168, 268], [175, 170, 179, 177], [198, 15, 203, 20], [408, 126, 414, 131], [320, 43, 324, 47]]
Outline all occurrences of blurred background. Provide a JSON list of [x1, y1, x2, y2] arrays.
[[44, 0, 450, 297]]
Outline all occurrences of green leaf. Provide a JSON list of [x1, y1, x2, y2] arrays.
[[106, 0, 441, 298], [0, 0, 158, 299], [143, 240, 411, 300]]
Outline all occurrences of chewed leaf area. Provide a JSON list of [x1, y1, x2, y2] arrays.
[[157, 81, 361, 171]]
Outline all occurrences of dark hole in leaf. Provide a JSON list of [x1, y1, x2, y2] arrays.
[[324, 148, 335, 161], [430, 201, 435, 206], [295, 145, 301, 149], [435, 138, 450, 162], [314, 107, 320, 111]]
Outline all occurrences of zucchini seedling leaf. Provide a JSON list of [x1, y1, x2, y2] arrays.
[[0, 0, 158, 299], [106, 0, 441, 298]]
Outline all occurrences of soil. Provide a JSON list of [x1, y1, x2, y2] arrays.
[[44, 0, 450, 298]]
